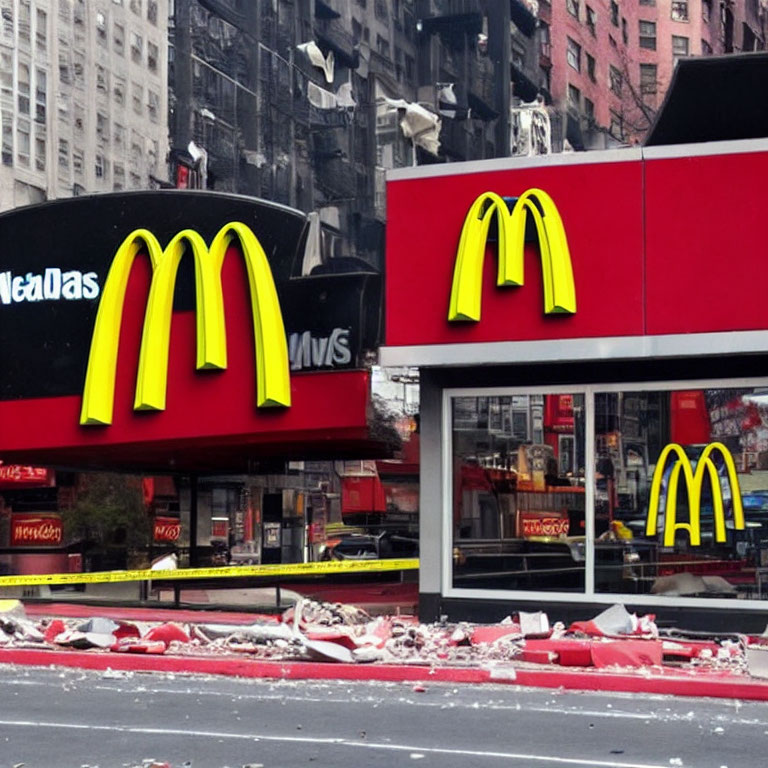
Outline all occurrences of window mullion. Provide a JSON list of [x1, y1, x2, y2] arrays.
[[584, 386, 596, 597]]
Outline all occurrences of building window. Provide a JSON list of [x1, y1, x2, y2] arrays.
[[2, 112, 12, 165], [586, 53, 596, 82], [72, 148, 83, 176], [0, 50, 11, 101], [96, 11, 106, 44], [58, 0, 71, 23], [58, 138, 69, 169], [609, 109, 623, 139], [586, 5, 596, 35], [129, 0, 141, 14], [568, 83, 581, 109], [640, 0, 655, 4], [375, 34, 389, 57], [95, 153, 105, 179], [113, 162, 125, 190], [147, 40, 158, 72], [114, 76, 125, 105], [130, 31, 143, 63], [34, 68, 46, 123], [609, 65, 623, 95], [73, 51, 84, 88], [35, 7, 46, 51], [640, 63, 657, 94], [96, 64, 108, 93], [114, 121, 124, 146], [621, 17, 628, 44], [114, 22, 124, 55], [449, 393, 586, 592], [610, 0, 619, 26], [16, 118, 30, 166], [566, 37, 581, 71], [147, 89, 159, 122], [59, 50, 71, 84], [96, 111, 108, 142], [639, 20, 657, 50], [132, 82, 143, 114], [672, 34, 689, 57], [34, 125, 45, 171], [702, 38, 713, 55], [671, 1, 689, 22], [2, 2, 13, 39], [19, 0, 30, 45], [566, 0, 579, 21], [147, 0, 157, 24], [17, 62, 30, 115], [702, 0, 711, 23], [73, 102, 84, 133], [584, 97, 595, 123]]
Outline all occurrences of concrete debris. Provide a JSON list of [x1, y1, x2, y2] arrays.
[[0, 600, 761, 680], [77, 617, 120, 635], [519, 611, 550, 638]]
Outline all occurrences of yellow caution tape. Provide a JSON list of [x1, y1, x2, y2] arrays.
[[0, 558, 419, 588]]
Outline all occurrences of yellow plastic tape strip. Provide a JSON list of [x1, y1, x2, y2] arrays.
[[0, 558, 419, 588]]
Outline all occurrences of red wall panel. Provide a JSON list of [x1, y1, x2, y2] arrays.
[[644, 150, 768, 335], [385, 158, 645, 347]]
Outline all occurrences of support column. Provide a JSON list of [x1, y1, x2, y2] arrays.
[[189, 473, 199, 567]]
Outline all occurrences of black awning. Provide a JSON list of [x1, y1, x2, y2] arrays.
[[315, 0, 340, 20], [645, 52, 768, 146], [511, 62, 539, 102], [467, 91, 499, 121], [510, 0, 537, 38]]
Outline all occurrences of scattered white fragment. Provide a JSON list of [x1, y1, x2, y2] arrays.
[[410, 754, 425, 760]]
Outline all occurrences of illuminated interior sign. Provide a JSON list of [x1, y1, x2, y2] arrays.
[[448, 188, 576, 322], [10, 514, 63, 547], [645, 442, 745, 547], [80, 221, 291, 426]]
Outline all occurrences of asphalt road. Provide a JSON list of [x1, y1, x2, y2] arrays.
[[0, 664, 766, 767]]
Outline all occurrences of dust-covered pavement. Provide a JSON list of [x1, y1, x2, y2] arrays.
[[0, 664, 766, 768]]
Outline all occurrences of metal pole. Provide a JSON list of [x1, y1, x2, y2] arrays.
[[189, 473, 199, 567]]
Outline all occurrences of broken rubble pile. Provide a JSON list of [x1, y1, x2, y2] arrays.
[[0, 598, 764, 678]]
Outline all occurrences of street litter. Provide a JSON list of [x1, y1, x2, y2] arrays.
[[0, 599, 763, 681]]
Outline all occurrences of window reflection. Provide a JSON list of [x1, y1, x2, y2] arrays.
[[451, 394, 586, 591], [596, 387, 768, 600]]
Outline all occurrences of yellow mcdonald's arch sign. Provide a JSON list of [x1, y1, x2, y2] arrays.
[[645, 442, 745, 547], [448, 188, 576, 322], [80, 221, 290, 427]]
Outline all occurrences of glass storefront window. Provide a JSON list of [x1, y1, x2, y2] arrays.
[[451, 393, 586, 592], [595, 386, 768, 602], [447, 381, 768, 605]]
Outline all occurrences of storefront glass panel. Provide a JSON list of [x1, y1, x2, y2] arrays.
[[451, 393, 586, 591], [595, 386, 768, 601]]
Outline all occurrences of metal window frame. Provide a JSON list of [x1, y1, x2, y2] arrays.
[[441, 375, 768, 611]]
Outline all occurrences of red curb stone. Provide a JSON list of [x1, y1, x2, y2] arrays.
[[2, 647, 768, 701]]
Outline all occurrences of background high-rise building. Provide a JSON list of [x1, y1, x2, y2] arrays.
[[543, 0, 767, 147], [0, 0, 169, 211]]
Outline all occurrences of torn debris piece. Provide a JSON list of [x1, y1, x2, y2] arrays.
[[0, 599, 759, 682]]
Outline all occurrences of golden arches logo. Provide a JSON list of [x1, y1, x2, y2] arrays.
[[448, 189, 576, 322], [80, 221, 290, 427], [645, 442, 745, 547]]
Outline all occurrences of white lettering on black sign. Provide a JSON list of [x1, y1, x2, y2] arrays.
[[0, 268, 100, 305], [289, 328, 352, 370]]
